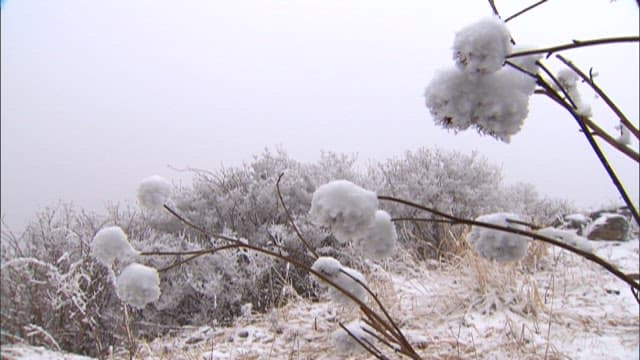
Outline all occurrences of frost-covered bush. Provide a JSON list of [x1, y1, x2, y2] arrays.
[[0, 204, 137, 357], [137, 175, 172, 210], [115, 263, 161, 309], [90, 226, 139, 266], [467, 212, 530, 262], [309, 180, 379, 243]]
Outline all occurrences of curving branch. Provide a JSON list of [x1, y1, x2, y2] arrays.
[[555, 55, 640, 140], [378, 195, 640, 291], [507, 36, 639, 58]]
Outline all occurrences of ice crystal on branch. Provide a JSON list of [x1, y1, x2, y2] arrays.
[[90, 226, 138, 266], [454, 16, 512, 75], [467, 213, 530, 262], [137, 175, 172, 210], [116, 263, 161, 309], [309, 180, 378, 243]]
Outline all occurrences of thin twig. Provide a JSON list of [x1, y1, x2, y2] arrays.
[[487, 0, 501, 17], [338, 322, 388, 360], [391, 217, 459, 225], [504, 0, 549, 23], [276, 173, 319, 258], [555, 54, 640, 140], [507, 36, 639, 58], [378, 195, 640, 291]]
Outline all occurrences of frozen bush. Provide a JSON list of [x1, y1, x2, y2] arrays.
[[453, 16, 512, 75], [467, 212, 530, 262], [116, 263, 161, 309], [137, 175, 172, 210], [90, 226, 138, 266], [333, 320, 373, 355], [536, 227, 593, 253], [309, 180, 378, 243], [356, 210, 397, 259]]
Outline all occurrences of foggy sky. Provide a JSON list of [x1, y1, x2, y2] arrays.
[[1, 0, 639, 233]]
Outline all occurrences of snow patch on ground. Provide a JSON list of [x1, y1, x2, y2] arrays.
[[3, 239, 638, 359]]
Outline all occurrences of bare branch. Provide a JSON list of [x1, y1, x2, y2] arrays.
[[276, 173, 319, 259], [378, 195, 640, 291], [504, 0, 549, 23], [507, 36, 639, 58]]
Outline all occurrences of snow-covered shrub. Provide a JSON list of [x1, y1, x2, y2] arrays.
[[115, 263, 161, 309], [536, 227, 593, 253], [371, 147, 504, 258], [90, 226, 138, 267], [309, 180, 379, 243], [453, 16, 511, 75], [467, 213, 530, 262], [333, 320, 373, 355], [311, 256, 367, 304], [0, 204, 134, 357]]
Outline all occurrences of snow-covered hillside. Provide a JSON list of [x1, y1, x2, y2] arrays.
[[3, 239, 638, 359]]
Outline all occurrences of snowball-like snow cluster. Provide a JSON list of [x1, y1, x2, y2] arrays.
[[453, 16, 512, 75], [90, 226, 139, 266], [137, 175, 172, 210], [309, 180, 396, 259], [536, 227, 593, 253], [356, 210, 398, 259], [116, 262, 161, 309], [311, 256, 367, 304], [309, 180, 378, 243], [425, 17, 541, 143], [333, 320, 373, 355], [467, 213, 530, 262]]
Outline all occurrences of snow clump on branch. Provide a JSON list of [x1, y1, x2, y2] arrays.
[[557, 69, 592, 117], [137, 175, 172, 210], [333, 320, 374, 355], [309, 180, 378, 243], [453, 16, 512, 75], [116, 262, 161, 309], [90, 226, 139, 266], [467, 213, 530, 262], [425, 18, 541, 142], [356, 210, 397, 259], [311, 256, 368, 304]]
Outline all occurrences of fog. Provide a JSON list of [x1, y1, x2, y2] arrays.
[[1, 0, 638, 233]]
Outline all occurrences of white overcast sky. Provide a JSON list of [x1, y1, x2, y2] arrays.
[[1, 0, 639, 232]]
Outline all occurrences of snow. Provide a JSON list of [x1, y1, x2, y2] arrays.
[[4, 239, 638, 359], [466, 212, 530, 262], [356, 210, 397, 260], [557, 68, 592, 117], [309, 180, 379, 243], [537, 227, 593, 253], [137, 175, 172, 210], [311, 257, 368, 305], [453, 16, 512, 76], [333, 320, 374, 355], [311, 256, 343, 277], [565, 213, 590, 224], [90, 226, 138, 267], [116, 262, 161, 309]]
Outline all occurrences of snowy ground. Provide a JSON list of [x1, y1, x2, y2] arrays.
[[3, 239, 638, 359]]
